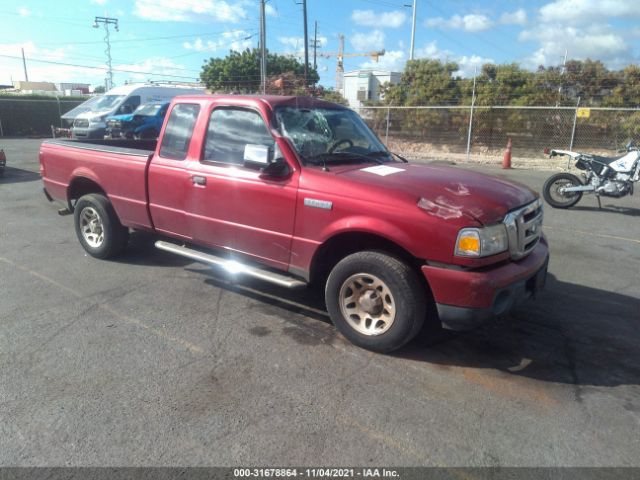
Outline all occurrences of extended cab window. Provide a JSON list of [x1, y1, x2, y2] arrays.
[[203, 108, 274, 165], [159, 103, 200, 160]]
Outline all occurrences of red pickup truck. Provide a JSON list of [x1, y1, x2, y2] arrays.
[[40, 95, 548, 353]]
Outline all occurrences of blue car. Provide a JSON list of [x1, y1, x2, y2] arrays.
[[105, 102, 169, 139]]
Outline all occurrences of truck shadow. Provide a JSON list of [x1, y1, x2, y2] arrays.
[[396, 273, 640, 388], [0, 167, 41, 184], [113, 232, 193, 268], [187, 266, 640, 388]]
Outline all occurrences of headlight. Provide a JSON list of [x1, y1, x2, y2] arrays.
[[455, 224, 508, 257]]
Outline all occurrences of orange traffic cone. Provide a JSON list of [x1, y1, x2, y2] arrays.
[[502, 138, 512, 169]]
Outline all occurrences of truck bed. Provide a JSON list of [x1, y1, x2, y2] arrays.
[[41, 138, 157, 230]]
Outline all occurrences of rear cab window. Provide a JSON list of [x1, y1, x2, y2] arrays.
[[159, 103, 201, 160]]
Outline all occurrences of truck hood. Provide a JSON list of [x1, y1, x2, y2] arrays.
[[334, 163, 537, 225], [76, 109, 113, 121], [108, 113, 135, 122]]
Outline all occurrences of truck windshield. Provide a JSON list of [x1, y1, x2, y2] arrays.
[[93, 95, 125, 111], [275, 106, 391, 165], [134, 104, 163, 116]]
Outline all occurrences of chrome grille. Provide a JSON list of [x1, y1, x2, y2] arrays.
[[503, 198, 543, 260], [73, 118, 89, 128]]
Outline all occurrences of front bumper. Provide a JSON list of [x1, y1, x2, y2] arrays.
[[72, 126, 106, 139], [421, 238, 549, 330]]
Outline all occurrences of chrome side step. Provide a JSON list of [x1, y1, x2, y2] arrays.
[[155, 240, 307, 289]]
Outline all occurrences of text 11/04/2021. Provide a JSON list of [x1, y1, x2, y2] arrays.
[[233, 468, 400, 478]]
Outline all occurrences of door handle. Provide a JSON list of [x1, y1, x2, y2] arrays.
[[191, 175, 207, 186]]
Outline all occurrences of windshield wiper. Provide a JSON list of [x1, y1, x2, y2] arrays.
[[306, 151, 386, 170], [368, 150, 408, 163]]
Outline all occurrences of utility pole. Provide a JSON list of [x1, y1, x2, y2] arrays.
[[557, 49, 568, 106], [93, 16, 118, 91], [313, 21, 318, 70], [21, 48, 29, 82], [409, 0, 417, 61], [302, 0, 309, 87], [259, 0, 267, 94], [335, 34, 345, 93]]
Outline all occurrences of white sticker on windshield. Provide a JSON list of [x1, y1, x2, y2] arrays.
[[360, 165, 405, 176]]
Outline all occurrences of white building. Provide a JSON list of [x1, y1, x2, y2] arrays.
[[342, 70, 401, 108]]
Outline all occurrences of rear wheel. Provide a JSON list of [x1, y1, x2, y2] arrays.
[[74, 194, 129, 259], [543, 172, 583, 209], [325, 251, 426, 353]]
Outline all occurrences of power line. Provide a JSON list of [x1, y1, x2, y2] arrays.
[[0, 54, 200, 80], [36, 29, 256, 47]]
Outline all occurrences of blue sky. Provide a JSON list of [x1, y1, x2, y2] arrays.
[[1, 0, 639, 89]]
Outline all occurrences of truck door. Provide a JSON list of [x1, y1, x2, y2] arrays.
[[185, 106, 299, 270], [148, 103, 201, 239]]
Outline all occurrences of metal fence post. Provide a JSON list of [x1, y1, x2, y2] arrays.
[[0, 117, 3, 137], [569, 97, 580, 150], [466, 101, 475, 161], [385, 106, 390, 145], [466, 68, 477, 161]]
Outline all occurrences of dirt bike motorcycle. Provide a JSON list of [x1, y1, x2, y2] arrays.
[[542, 142, 640, 209]]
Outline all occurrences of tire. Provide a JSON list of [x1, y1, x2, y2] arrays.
[[74, 193, 129, 259], [325, 251, 426, 353], [542, 172, 583, 209]]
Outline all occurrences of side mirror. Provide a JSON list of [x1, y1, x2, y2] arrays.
[[261, 158, 289, 177], [243, 143, 290, 177]]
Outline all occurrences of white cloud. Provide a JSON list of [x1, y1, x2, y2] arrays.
[[0, 39, 199, 87], [425, 14, 493, 32], [115, 57, 193, 82], [0, 41, 99, 85], [183, 31, 253, 52], [277, 37, 304, 50], [539, 0, 640, 24], [91, 0, 107, 5], [351, 30, 385, 51], [357, 41, 492, 77], [351, 9, 407, 28], [360, 50, 406, 72], [265, 4, 276, 16], [414, 41, 493, 77], [134, 0, 246, 23], [500, 9, 527, 25], [519, 24, 631, 68], [456, 55, 494, 77], [18, 7, 31, 16], [278, 35, 327, 52]]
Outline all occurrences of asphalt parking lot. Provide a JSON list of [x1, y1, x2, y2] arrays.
[[1, 138, 639, 467]]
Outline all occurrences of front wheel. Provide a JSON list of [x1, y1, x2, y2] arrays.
[[325, 251, 426, 353], [542, 172, 583, 209]]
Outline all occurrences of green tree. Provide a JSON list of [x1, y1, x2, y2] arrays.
[[93, 85, 106, 94], [382, 59, 461, 106], [602, 65, 640, 108], [200, 48, 319, 93]]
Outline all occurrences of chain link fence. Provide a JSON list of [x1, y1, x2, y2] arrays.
[[355, 105, 640, 162]]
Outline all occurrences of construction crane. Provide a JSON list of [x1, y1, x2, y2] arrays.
[[323, 35, 385, 92], [285, 34, 385, 93]]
